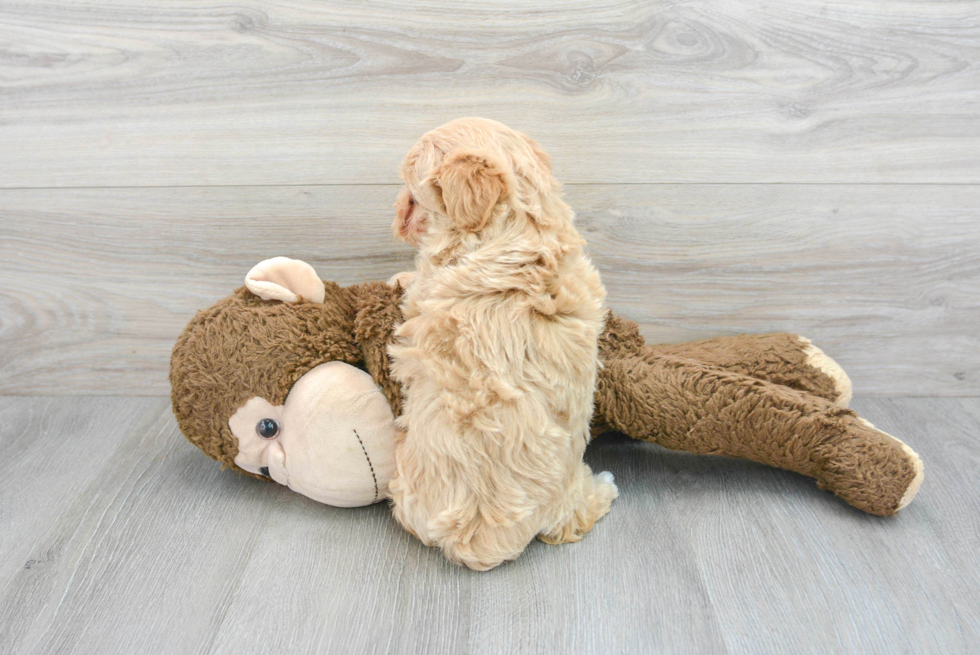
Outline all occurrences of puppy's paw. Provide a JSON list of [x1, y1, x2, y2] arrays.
[[538, 469, 618, 546], [595, 470, 619, 499], [387, 271, 417, 289]]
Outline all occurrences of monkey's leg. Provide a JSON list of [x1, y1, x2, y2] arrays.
[[595, 348, 923, 516], [650, 333, 852, 406]]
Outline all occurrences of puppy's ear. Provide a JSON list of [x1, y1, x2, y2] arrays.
[[428, 149, 512, 232]]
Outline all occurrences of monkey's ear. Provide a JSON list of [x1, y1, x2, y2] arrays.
[[245, 257, 325, 303], [427, 149, 513, 232]]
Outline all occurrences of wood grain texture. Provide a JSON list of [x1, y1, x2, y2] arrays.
[[0, 396, 977, 654], [2, 0, 979, 187], [1, 184, 977, 396], [0, 398, 280, 654], [0, 397, 158, 588]]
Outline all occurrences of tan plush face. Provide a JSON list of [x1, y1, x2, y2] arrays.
[[229, 362, 397, 507]]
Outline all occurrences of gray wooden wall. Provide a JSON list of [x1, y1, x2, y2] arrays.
[[2, 0, 978, 396]]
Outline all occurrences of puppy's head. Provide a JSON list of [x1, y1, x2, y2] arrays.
[[392, 118, 559, 250]]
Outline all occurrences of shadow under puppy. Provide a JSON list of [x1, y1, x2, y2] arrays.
[[388, 117, 617, 570]]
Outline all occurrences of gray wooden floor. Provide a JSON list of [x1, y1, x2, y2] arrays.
[[1, 396, 977, 654]]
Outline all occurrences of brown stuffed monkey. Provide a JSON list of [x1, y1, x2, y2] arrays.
[[170, 257, 923, 516]]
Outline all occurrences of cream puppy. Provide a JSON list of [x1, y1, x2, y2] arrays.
[[387, 118, 617, 570]]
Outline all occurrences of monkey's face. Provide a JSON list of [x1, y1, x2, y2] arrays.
[[170, 257, 402, 508], [229, 361, 397, 507]]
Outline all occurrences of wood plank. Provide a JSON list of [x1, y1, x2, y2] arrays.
[[1, 397, 977, 653], [0, 398, 281, 654], [2, 0, 979, 187], [1, 184, 977, 396], [0, 185, 415, 396], [0, 397, 157, 586], [205, 437, 730, 654], [583, 184, 980, 397]]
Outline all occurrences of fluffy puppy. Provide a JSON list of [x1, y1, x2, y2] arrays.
[[387, 117, 617, 570]]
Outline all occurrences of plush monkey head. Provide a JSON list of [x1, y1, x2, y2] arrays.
[[170, 257, 401, 507]]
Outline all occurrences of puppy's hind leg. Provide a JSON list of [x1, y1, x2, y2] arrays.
[[538, 465, 618, 545], [432, 507, 540, 572]]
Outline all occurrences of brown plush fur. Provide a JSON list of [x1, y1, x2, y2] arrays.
[[353, 281, 408, 417], [651, 332, 841, 401], [171, 280, 920, 517], [170, 282, 362, 472], [594, 317, 916, 516]]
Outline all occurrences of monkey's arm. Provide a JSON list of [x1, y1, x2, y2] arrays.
[[350, 281, 406, 417]]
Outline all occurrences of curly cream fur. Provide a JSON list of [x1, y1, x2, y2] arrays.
[[387, 118, 616, 570]]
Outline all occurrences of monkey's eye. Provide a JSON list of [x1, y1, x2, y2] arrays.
[[408, 196, 415, 205], [256, 418, 280, 439]]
